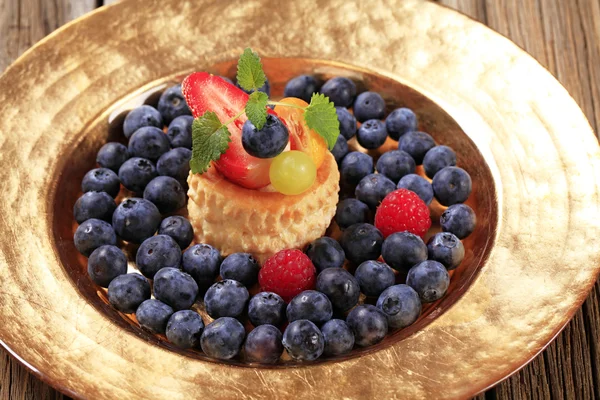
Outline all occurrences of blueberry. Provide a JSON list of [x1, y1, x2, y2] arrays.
[[315, 268, 360, 312], [107, 273, 150, 314], [406, 260, 450, 303], [96, 142, 130, 172], [128, 126, 170, 162], [340, 152, 374, 186], [87, 245, 127, 287], [386, 108, 417, 141], [153, 267, 199, 311], [201, 317, 246, 359], [331, 134, 349, 164], [399, 131, 436, 164], [143, 176, 186, 214], [112, 198, 161, 244], [123, 105, 163, 139], [353, 92, 386, 122], [244, 324, 284, 364], [381, 232, 428, 273], [158, 84, 192, 124], [340, 223, 383, 265], [236, 78, 271, 96], [357, 119, 387, 149], [73, 191, 116, 224], [284, 75, 319, 103], [241, 115, 289, 159], [321, 319, 354, 356], [354, 261, 396, 297], [248, 292, 286, 327], [182, 244, 222, 291], [118, 157, 158, 194], [432, 166, 472, 206], [166, 310, 204, 349], [427, 232, 465, 270], [166, 115, 193, 149], [355, 173, 396, 209], [346, 305, 388, 347], [320, 77, 356, 108], [136, 299, 174, 334], [440, 204, 476, 239], [219, 76, 234, 85], [159, 216, 194, 249], [82, 168, 120, 198], [287, 290, 333, 325], [376, 284, 421, 329], [74, 218, 117, 257], [305, 237, 345, 273], [282, 319, 324, 361], [136, 235, 182, 279], [334, 198, 370, 230], [423, 145, 457, 178], [397, 174, 433, 205], [375, 150, 416, 183], [157, 148, 191, 183], [336, 107, 357, 140], [204, 279, 249, 319], [220, 253, 259, 287]]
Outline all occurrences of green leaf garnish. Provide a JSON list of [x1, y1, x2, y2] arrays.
[[245, 91, 269, 130], [190, 112, 231, 174], [236, 48, 266, 92], [304, 93, 340, 149]]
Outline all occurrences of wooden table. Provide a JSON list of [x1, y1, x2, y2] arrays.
[[0, 0, 598, 398]]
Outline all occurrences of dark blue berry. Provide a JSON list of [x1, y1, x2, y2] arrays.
[[321, 319, 354, 356], [320, 77, 356, 108], [73, 191, 116, 224], [355, 173, 396, 209], [427, 232, 465, 270], [375, 150, 416, 183], [82, 168, 120, 198], [96, 142, 130, 172], [182, 244, 222, 291], [153, 267, 199, 311], [159, 216, 194, 249], [381, 231, 427, 273], [316, 268, 360, 312], [118, 157, 158, 194], [346, 305, 388, 347], [282, 319, 324, 361], [166, 115, 193, 149], [397, 174, 433, 205], [112, 198, 161, 244], [336, 107, 357, 140], [305, 237, 345, 273], [74, 218, 117, 257], [284, 75, 319, 103], [166, 310, 204, 349], [107, 273, 150, 314], [353, 91, 385, 122], [136, 235, 182, 279], [201, 317, 246, 360], [357, 119, 387, 149], [236, 78, 271, 96], [354, 261, 396, 297], [136, 299, 174, 334], [399, 131, 436, 164], [340, 223, 383, 265], [128, 126, 170, 162], [241, 115, 289, 158], [423, 145, 457, 178], [340, 152, 374, 186], [157, 148, 191, 183], [286, 290, 333, 325], [376, 284, 421, 329], [244, 324, 284, 364], [406, 260, 450, 303], [87, 245, 127, 287], [143, 176, 186, 214], [386, 108, 417, 141], [440, 204, 476, 239], [220, 253, 259, 287], [123, 105, 163, 139], [204, 279, 249, 319], [334, 198, 370, 230], [432, 166, 472, 206], [331, 134, 349, 164], [158, 84, 192, 124], [248, 292, 286, 327]]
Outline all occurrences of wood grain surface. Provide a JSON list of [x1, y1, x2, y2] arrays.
[[0, 0, 598, 399]]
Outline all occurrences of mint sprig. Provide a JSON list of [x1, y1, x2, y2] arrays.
[[236, 48, 266, 92], [304, 93, 339, 150], [245, 91, 269, 130], [190, 112, 231, 174]]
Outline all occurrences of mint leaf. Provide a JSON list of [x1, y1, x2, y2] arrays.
[[236, 48, 266, 92], [245, 91, 269, 130], [190, 112, 231, 174], [304, 93, 340, 149]]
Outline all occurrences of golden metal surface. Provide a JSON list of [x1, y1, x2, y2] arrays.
[[0, 0, 598, 399]]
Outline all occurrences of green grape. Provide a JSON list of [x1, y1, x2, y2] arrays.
[[269, 151, 317, 195]]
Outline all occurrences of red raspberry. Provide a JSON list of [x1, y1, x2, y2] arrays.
[[375, 188, 431, 238], [259, 249, 316, 302]]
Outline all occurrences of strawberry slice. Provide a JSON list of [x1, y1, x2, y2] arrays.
[[182, 72, 272, 189]]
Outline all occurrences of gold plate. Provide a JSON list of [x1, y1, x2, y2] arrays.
[[0, 0, 599, 398]]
